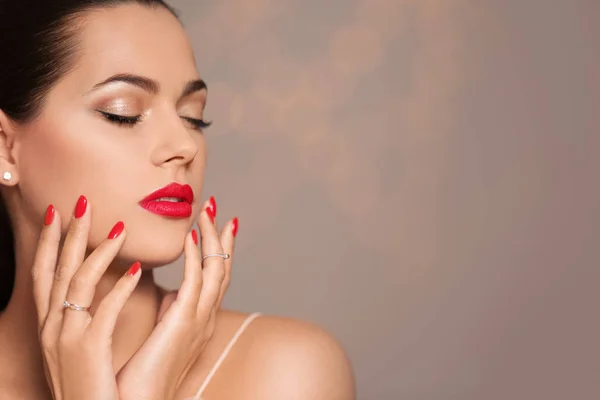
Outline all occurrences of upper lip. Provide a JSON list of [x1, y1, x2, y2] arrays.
[[139, 182, 194, 204]]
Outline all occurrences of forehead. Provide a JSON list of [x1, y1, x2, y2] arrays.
[[70, 4, 198, 88]]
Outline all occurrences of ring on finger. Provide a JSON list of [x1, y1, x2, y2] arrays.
[[201, 253, 230, 262], [62, 300, 91, 312]]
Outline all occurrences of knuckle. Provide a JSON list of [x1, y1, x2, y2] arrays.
[[214, 266, 226, 284], [53, 263, 70, 281], [67, 219, 85, 238], [70, 272, 90, 291], [204, 239, 224, 253]]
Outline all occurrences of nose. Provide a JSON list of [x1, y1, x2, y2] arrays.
[[150, 115, 199, 168]]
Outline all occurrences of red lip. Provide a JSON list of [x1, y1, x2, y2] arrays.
[[139, 182, 194, 218]]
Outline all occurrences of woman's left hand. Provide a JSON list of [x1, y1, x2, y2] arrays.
[[115, 198, 236, 400]]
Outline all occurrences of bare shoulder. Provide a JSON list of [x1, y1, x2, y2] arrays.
[[209, 309, 356, 400]]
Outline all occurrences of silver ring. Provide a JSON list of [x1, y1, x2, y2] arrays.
[[201, 253, 230, 262], [62, 300, 91, 312]]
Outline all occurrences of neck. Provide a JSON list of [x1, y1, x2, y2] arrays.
[[0, 217, 164, 394]]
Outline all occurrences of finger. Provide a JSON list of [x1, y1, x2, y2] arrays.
[[207, 218, 237, 331], [208, 195, 217, 224], [88, 261, 142, 338], [62, 221, 127, 332], [47, 195, 91, 325], [175, 229, 203, 313], [197, 202, 225, 315], [216, 217, 237, 308], [211, 195, 220, 241], [31, 204, 62, 328]]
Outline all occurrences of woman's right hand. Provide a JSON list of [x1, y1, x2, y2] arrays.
[[32, 195, 141, 400]]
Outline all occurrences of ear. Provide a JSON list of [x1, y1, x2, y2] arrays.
[[0, 109, 20, 187]]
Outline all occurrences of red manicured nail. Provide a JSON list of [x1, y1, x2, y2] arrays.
[[209, 196, 217, 217], [74, 195, 87, 218], [206, 206, 215, 224], [44, 205, 55, 226], [232, 217, 239, 237], [191, 229, 198, 245], [108, 221, 124, 239], [126, 261, 141, 276]]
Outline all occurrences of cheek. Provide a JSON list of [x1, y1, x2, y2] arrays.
[[16, 117, 144, 229], [17, 124, 87, 220]]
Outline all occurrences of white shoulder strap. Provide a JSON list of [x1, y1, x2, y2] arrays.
[[191, 312, 262, 399]]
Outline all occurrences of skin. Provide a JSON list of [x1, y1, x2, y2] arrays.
[[0, 4, 354, 400]]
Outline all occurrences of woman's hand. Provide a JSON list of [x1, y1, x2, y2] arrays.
[[115, 197, 236, 400], [32, 195, 141, 400]]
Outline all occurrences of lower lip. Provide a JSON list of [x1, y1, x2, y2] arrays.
[[139, 201, 192, 217]]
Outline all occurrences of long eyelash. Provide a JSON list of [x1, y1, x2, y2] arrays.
[[182, 117, 212, 130], [98, 111, 141, 126], [98, 111, 211, 130]]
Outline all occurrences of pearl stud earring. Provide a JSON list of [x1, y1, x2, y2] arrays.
[[2, 172, 12, 181]]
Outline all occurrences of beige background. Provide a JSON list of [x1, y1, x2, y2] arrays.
[[154, 1, 600, 399]]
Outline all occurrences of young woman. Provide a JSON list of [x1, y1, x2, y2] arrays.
[[0, 1, 355, 398]]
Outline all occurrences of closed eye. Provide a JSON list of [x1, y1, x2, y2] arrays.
[[182, 116, 212, 130], [98, 111, 211, 131], [98, 111, 141, 126]]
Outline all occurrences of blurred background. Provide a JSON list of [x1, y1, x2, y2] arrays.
[[155, 1, 600, 398]]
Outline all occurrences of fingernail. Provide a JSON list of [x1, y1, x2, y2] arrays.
[[206, 206, 215, 224], [108, 221, 124, 239], [74, 195, 87, 218], [209, 196, 217, 217], [191, 229, 198, 245], [232, 217, 239, 237], [126, 261, 141, 276], [44, 205, 55, 226]]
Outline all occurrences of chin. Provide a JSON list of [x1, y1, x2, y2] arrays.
[[119, 231, 187, 268]]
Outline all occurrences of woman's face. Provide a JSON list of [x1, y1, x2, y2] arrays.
[[12, 4, 207, 267]]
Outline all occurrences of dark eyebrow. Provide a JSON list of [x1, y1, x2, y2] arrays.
[[92, 73, 159, 94], [90, 73, 207, 98], [181, 79, 207, 97]]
